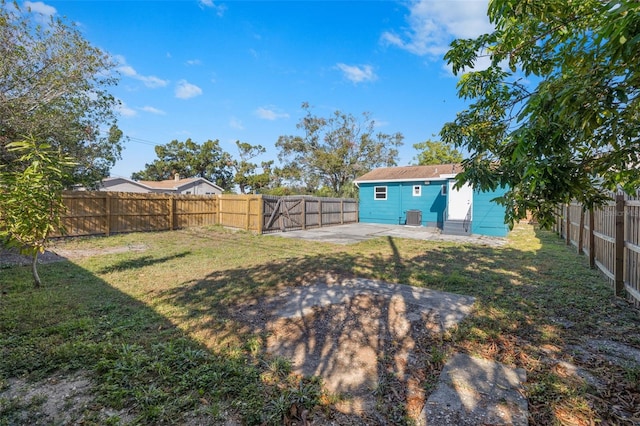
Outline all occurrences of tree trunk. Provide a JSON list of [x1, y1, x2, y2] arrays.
[[31, 251, 42, 288]]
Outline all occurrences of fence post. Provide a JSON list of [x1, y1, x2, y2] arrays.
[[614, 193, 625, 296], [214, 196, 219, 226], [104, 193, 111, 236], [217, 195, 222, 226], [318, 199, 323, 227], [257, 195, 264, 234], [577, 208, 585, 254], [301, 197, 306, 230], [169, 195, 175, 230], [340, 200, 344, 224], [558, 206, 563, 237], [566, 203, 571, 245], [558, 206, 563, 235], [245, 196, 251, 230], [588, 208, 595, 269]]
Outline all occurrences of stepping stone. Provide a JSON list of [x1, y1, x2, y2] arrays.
[[419, 353, 528, 426]]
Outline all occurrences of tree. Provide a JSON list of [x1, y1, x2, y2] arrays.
[[441, 0, 640, 228], [413, 139, 463, 165], [1, 1, 124, 188], [276, 103, 403, 197], [0, 137, 75, 287], [131, 139, 234, 190], [231, 141, 273, 194]]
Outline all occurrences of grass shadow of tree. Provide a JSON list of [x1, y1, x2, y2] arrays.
[[155, 230, 580, 423], [97, 251, 191, 274], [4, 224, 638, 424], [0, 257, 314, 425]]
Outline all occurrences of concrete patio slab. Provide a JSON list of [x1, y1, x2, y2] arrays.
[[259, 277, 528, 424], [274, 277, 476, 331], [267, 223, 507, 246], [265, 277, 478, 416], [420, 353, 528, 426]]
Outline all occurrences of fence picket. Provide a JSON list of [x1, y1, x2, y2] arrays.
[[554, 191, 640, 306]]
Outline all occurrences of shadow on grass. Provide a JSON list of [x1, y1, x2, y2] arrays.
[[0, 257, 316, 425], [98, 251, 191, 274], [156, 225, 640, 424], [156, 227, 600, 423], [2, 224, 638, 425]]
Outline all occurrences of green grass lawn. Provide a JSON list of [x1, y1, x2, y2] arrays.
[[1, 224, 639, 425]]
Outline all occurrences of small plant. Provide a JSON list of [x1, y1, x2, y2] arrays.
[[0, 137, 75, 287], [244, 336, 263, 357], [264, 356, 291, 379], [430, 347, 447, 365], [623, 365, 640, 384]]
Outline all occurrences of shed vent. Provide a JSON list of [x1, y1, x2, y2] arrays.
[[406, 210, 422, 226]]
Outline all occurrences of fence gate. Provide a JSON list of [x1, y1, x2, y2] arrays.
[[262, 196, 305, 233], [261, 195, 357, 233]]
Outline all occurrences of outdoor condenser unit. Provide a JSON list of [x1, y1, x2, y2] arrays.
[[406, 210, 422, 226]]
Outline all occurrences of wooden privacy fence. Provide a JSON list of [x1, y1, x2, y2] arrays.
[[59, 191, 222, 236], [553, 191, 640, 306], [53, 191, 356, 237], [262, 195, 358, 233]]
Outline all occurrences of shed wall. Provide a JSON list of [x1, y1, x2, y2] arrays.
[[471, 186, 509, 237], [358, 181, 446, 227]]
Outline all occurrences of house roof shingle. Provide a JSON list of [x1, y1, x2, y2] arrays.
[[354, 164, 462, 183], [137, 177, 200, 190]]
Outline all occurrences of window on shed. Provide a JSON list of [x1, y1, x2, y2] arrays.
[[441, 184, 447, 196], [412, 185, 421, 197], [374, 186, 387, 200]]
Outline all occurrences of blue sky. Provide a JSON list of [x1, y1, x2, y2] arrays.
[[25, 0, 492, 179]]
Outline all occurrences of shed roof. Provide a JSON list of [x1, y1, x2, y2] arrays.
[[354, 164, 462, 183]]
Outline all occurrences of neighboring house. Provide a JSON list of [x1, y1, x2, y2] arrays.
[[98, 175, 223, 195], [354, 164, 509, 237]]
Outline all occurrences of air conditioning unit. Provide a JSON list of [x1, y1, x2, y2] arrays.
[[406, 210, 422, 226]]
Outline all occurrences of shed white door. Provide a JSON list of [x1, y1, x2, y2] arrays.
[[447, 180, 473, 220]]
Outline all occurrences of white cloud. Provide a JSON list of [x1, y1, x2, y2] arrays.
[[175, 80, 202, 99], [441, 53, 494, 74], [199, 0, 226, 17], [229, 117, 244, 130], [116, 101, 137, 118], [23, 1, 56, 16], [336, 63, 377, 84], [381, 0, 493, 58], [186, 59, 201, 66], [141, 106, 166, 115], [115, 56, 169, 88], [255, 106, 289, 121], [372, 119, 389, 128]]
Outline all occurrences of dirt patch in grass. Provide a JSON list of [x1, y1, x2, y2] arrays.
[[0, 371, 130, 425], [0, 244, 148, 267], [0, 247, 66, 267]]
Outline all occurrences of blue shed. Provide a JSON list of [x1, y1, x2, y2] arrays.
[[353, 164, 509, 237]]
